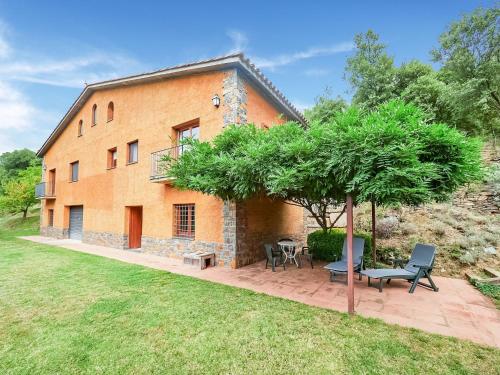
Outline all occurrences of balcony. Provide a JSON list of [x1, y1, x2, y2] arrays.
[[35, 182, 56, 199], [150, 146, 183, 183]]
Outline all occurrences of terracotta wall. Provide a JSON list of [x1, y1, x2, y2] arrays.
[[245, 81, 286, 127], [42, 71, 225, 243], [41, 66, 304, 267]]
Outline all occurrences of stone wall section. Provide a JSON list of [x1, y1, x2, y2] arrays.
[[221, 68, 249, 268], [83, 230, 128, 249], [141, 236, 226, 261], [222, 69, 247, 126], [40, 226, 68, 239]]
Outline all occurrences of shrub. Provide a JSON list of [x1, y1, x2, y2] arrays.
[[432, 223, 447, 236], [307, 228, 372, 266], [400, 222, 417, 235], [377, 246, 405, 264], [458, 249, 484, 265], [376, 216, 399, 238], [470, 279, 500, 308]]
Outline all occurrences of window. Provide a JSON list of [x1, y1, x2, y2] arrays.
[[177, 123, 199, 156], [107, 101, 114, 122], [70, 161, 79, 182], [78, 120, 83, 136], [107, 147, 117, 169], [92, 104, 97, 126], [48, 209, 54, 227], [127, 140, 138, 164], [174, 204, 195, 238]]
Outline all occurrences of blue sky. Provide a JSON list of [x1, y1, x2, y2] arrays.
[[0, 0, 496, 153]]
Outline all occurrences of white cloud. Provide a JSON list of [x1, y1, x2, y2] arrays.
[[0, 18, 143, 153], [0, 53, 141, 88], [226, 30, 248, 54], [0, 81, 35, 130], [251, 42, 354, 70]]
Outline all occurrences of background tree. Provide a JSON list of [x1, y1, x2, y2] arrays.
[[304, 88, 348, 123], [431, 6, 499, 141], [0, 149, 41, 194], [344, 30, 396, 110], [0, 164, 40, 219]]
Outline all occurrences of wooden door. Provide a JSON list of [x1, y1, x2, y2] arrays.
[[128, 207, 142, 249]]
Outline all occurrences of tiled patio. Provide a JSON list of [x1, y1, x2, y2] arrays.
[[21, 236, 500, 348]]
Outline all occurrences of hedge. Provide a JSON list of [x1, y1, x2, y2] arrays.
[[307, 228, 372, 266]]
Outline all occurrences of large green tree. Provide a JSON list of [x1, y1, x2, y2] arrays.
[[344, 30, 396, 110], [165, 101, 482, 261], [431, 6, 499, 139], [0, 164, 40, 219], [304, 89, 348, 123], [0, 149, 41, 194]]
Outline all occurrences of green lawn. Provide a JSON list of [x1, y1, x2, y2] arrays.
[[0, 213, 499, 375]]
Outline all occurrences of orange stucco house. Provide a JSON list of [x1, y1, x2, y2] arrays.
[[36, 54, 306, 268]]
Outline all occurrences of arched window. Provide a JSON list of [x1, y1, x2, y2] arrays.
[[107, 101, 114, 122], [78, 120, 83, 136], [92, 104, 97, 126]]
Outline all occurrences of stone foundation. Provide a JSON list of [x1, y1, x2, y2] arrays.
[[83, 230, 128, 249], [140, 236, 230, 265], [40, 226, 68, 239]]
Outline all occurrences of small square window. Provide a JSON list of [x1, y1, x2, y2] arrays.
[[174, 204, 195, 238], [70, 161, 79, 182], [127, 141, 138, 164], [108, 147, 117, 169]]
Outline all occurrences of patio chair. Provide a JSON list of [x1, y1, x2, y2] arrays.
[[264, 244, 285, 272], [360, 243, 439, 293], [299, 246, 314, 269], [324, 237, 365, 282]]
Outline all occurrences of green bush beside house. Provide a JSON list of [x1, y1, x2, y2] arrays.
[[307, 229, 372, 266]]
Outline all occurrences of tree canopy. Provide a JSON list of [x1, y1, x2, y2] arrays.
[[304, 89, 348, 123], [0, 149, 41, 195], [343, 6, 499, 138], [166, 101, 483, 232], [432, 6, 499, 138], [0, 164, 40, 218], [344, 30, 396, 110]]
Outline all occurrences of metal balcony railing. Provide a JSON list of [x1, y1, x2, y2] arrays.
[[35, 182, 56, 198], [150, 145, 184, 181]]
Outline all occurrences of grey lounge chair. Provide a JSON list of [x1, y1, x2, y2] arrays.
[[264, 244, 284, 272], [361, 243, 439, 293], [324, 237, 365, 282]]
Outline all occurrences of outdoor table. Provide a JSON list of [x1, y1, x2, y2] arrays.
[[277, 240, 300, 267]]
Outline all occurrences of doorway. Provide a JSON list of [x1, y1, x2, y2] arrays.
[[128, 206, 143, 249], [69, 205, 83, 240]]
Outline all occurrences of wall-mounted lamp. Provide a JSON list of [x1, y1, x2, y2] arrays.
[[212, 94, 220, 108]]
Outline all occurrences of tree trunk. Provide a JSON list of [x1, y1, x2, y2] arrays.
[[22, 208, 28, 219], [371, 200, 376, 268], [346, 194, 354, 315]]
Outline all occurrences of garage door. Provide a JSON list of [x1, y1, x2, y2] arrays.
[[69, 206, 83, 240]]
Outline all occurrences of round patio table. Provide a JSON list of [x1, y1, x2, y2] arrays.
[[277, 240, 299, 267]]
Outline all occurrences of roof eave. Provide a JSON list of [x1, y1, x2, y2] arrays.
[[37, 54, 305, 156]]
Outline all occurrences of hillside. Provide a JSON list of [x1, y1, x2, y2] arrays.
[[355, 145, 499, 278]]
